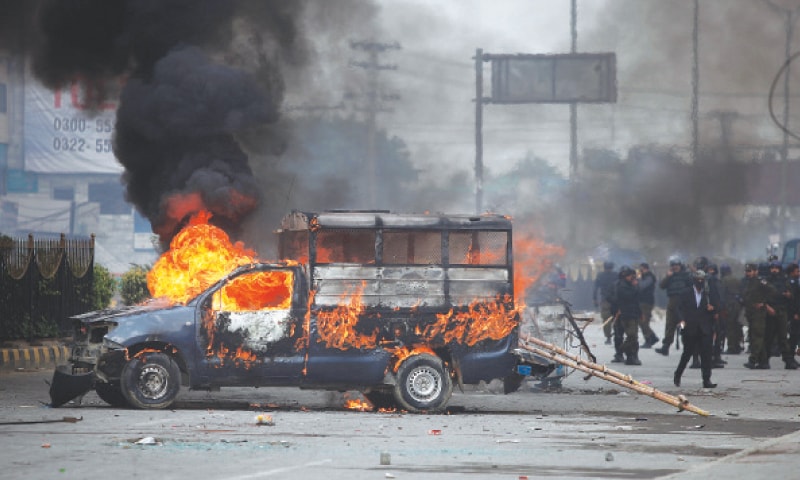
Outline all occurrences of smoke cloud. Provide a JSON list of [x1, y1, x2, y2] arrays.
[[2, 0, 378, 247], [570, 0, 795, 261], [5, 0, 794, 264]]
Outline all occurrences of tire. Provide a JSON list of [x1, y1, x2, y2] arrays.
[[363, 390, 398, 411], [392, 354, 453, 413], [95, 382, 128, 407], [120, 352, 181, 409]]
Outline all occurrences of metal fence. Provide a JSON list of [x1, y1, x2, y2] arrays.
[[0, 234, 95, 341]]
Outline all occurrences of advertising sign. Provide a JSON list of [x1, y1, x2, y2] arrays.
[[490, 53, 617, 104], [23, 69, 122, 174]]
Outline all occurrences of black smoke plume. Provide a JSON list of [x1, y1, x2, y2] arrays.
[[6, 0, 312, 245]]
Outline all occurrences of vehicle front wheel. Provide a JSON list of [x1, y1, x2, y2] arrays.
[[95, 381, 128, 407], [120, 352, 181, 409], [393, 354, 452, 413]]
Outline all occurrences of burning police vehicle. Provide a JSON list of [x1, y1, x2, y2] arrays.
[[50, 210, 568, 412]]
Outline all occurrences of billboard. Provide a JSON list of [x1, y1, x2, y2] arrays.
[[23, 69, 122, 174], [490, 53, 616, 104]]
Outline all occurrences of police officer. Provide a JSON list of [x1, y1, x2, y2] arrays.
[[720, 263, 744, 354], [637, 263, 659, 348], [673, 269, 719, 388], [706, 263, 727, 368], [593, 261, 617, 345], [743, 262, 777, 369], [786, 263, 800, 364], [613, 266, 642, 365], [655, 256, 692, 356], [763, 260, 799, 370], [687, 256, 717, 368]]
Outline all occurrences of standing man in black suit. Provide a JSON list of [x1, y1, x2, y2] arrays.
[[673, 269, 720, 389]]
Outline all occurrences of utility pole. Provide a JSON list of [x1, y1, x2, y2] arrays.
[[349, 40, 401, 207], [475, 49, 485, 215], [568, 0, 579, 244], [691, 0, 699, 166], [569, 0, 578, 180], [764, 0, 800, 242]]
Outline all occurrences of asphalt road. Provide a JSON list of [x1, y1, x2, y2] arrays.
[[1, 312, 799, 479]]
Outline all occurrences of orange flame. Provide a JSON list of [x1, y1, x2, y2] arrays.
[[212, 270, 293, 311], [145, 210, 564, 368], [388, 345, 436, 372], [343, 393, 373, 412], [420, 295, 518, 347], [513, 234, 565, 306], [148, 210, 257, 304], [148, 210, 301, 368], [315, 283, 379, 350]]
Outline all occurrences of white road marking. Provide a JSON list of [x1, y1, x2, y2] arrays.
[[222, 459, 333, 479]]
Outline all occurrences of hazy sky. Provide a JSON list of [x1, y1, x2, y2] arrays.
[[329, 0, 799, 180], [376, 0, 581, 177], [6, 0, 797, 259]]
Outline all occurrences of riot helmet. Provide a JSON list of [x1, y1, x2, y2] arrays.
[[758, 262, 770, 276], [693, 256, 709, 271], [618, 265, 635, 279]]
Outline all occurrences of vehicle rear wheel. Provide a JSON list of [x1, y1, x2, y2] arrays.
[[363, 390, 398, 411], [120, 352, 181, 409], [393, 354, 452, 413], [95, 381, 128, 407]]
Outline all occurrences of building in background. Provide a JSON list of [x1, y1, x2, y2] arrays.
[[0, 50, 157, 275]]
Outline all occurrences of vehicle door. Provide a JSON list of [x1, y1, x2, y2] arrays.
[[195, 266, 306, 385]]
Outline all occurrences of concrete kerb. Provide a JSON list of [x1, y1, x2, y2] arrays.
[[657, 429, 800, 479], [0, 342, 69, 372]]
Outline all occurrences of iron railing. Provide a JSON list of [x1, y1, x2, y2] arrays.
[[0, 234, 94, 341]]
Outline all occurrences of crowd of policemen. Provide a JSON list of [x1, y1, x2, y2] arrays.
[[593, 255, 800, 388]]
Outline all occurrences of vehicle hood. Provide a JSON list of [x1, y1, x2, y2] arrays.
[[72, 299, 196, 349], [71, 301, 176, 324]]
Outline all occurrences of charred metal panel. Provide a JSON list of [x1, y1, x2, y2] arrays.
[[455, 336, 518, 383], [315, 212, 382, 228], [279, 211, 311, 230], [280, 211, 513, 232], [313, 265, 510, 307], [303, 347, 392, 386], [216, 310, 293, 353], [447, 267, 511, 303], [312, 265, 381, 307], [378, 266, 446, 308]]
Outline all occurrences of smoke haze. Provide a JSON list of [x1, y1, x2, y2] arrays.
[[2, 0, 798, 264]]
